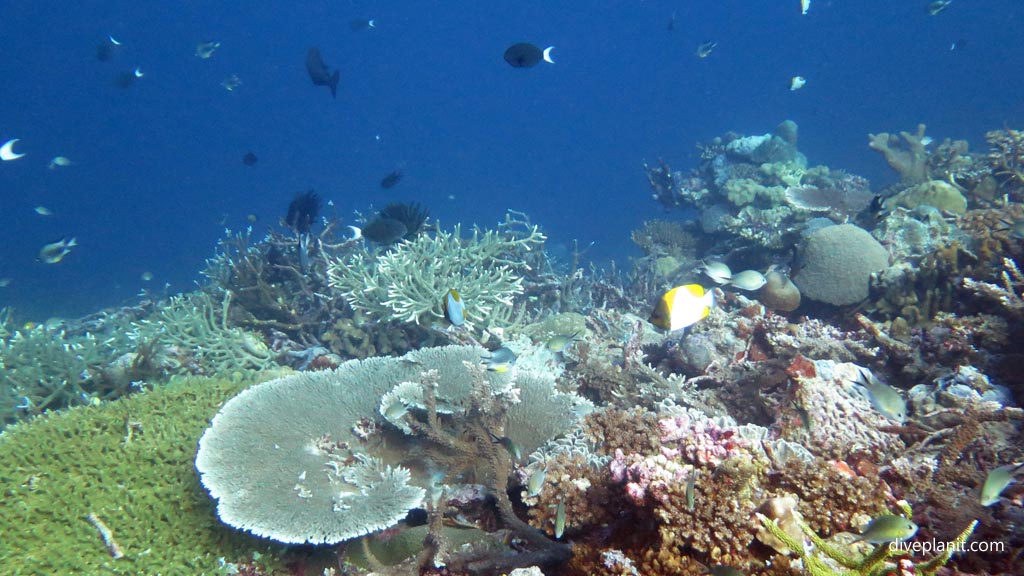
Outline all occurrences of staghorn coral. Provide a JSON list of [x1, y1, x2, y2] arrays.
[[0, 317, 148, 426], [986, 128, 1024, 196], [868, 124, 930, 184], [328, 214, 545, 329], [963, 257, 1024, 317], [135, 290, 278, 376]]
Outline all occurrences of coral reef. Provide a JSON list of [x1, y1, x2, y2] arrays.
[[197, 344, 586, 571], [883, 179, 968, 214], [328, 213, 546, 329], [136, 291, 279, 376], [963, 257, 1024, 317], [986, 128, 1024, 197], [793, 224, 890, 306], [868, 124, 930, 184], [0, 374, 293, 574]]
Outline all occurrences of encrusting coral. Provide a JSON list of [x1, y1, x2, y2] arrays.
[[0, 374, 292, 574]]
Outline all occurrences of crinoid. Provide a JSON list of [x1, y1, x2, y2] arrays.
[[284, 190, 322, 234], [378, 201, 430, 240]]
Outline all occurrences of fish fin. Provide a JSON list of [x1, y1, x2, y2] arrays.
[[330, 70, 340, 98], [543, 46, 555, 64], [67, 237, 78, 247]]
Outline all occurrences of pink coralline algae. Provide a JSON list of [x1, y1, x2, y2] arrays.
[[610, 413, 749, 506]]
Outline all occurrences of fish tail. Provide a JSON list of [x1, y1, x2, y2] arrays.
[[330, 70, 340, 98]]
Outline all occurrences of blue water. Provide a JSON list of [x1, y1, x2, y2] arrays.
[[1, 0, 1021, 319]]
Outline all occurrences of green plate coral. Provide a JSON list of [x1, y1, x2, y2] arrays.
[[0, 376, 288, 575]]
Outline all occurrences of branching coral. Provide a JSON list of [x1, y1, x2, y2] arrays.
[[328, 213, 545, 329], [136, 291, 278, 375], [0, 321, 139, 425], [986, 128, 1024, 195], [868, 124, 930, 184], [758, 502, 978, 576], [963, 257, 1024, 317]]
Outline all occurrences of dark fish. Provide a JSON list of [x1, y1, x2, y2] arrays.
[[96, 35, 120, 62], [361, 218, 408, 244], [868, 194, 885, 217], [349, 18, 376, 31], [96, 42, 114, 62], [242, 151, 258, 166], [667, 11, 677, 31], [114, 70, 140, 89], [950, 38, 967, 51], [503, 43, 555, 68], [380, 170, 403, 189], [306, 47, 340, 98], [285, 190, 322, 234]]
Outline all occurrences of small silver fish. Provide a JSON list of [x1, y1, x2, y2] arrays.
[[38, 237, 77, 264], [527, 466, 547, 497], [47, 156, 72, 170], [854, 367, 907, 424], [727, 270, 767, 291], [554, 500, 566, 538], [489, 432, 522, 461], [686, 470, 698, 511], [980, 462, 1024, 506], [221, 74, 242, 91], [195, 41, 221, 59], [853, 514, 918, 544], [700, 261, 732, 284], [34, 206, 53, 216], [546, 332, 579, 354], [696, 41, 718, 58]]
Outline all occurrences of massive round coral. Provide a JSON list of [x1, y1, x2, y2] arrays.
[[793, 224, 889, 306]]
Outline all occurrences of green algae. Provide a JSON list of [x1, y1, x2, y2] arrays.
[[0, 375, 289, 575]]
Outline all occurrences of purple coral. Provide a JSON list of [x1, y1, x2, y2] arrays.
[[658, 413, 748, 466], [610, 413, 748, 506]]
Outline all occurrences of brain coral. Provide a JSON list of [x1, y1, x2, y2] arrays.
[[794, 223, 889, 305]]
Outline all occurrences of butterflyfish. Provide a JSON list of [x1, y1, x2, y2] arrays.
[[443, 289, 466, 326], [649, 284, 715, 331]]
